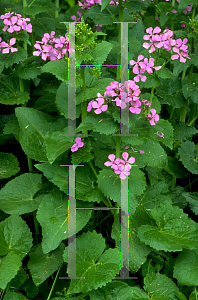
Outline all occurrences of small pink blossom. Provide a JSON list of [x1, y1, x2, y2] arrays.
[[1, 38, 18, 53], [71, 137, 85, 152]]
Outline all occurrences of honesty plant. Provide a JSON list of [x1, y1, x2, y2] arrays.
[[0, 1, 198, 300]]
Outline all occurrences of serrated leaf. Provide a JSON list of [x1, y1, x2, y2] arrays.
[[97, 167, 146, 205], [41, 60, 68, 82], [173, 249, 198, 286], [15, 62, 41, 80], [144, 272, 179, 299], [137, 202, 198, 251], [71, 139, 94, 165], [101, 0, 110, 11], [89, 41, 113, 64], [0, 214, 33, 258], [76, 77, 113, 104], [63, 230, 120, 295], [0, 48, 27, 68], [36, 188, 92, 253], [0, 173, 42, 215], [84, 5, 115, 25], [178, 140, 198, 174], [0, 152, 20, 179], [170, 120, 198, 141]]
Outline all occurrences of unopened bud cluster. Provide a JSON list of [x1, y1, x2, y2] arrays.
[[75, 18, 97, 52]]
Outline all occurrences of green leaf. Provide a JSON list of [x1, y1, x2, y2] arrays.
[[36, 188, 92, 253], [137, 202, 198, 251], [89, 41, 113, 65], [112, 214, 151, 274], [182, 192, 198, 215], [164, 156, 188, 178], [0, 48, 27, 68], [144, 75, 161, 88], [28, 243, 64, 286], [15, 108, 67, 162], [144, 272, 179, 299], [41, 60, 68, 82], [178, 140, 198, 174], [125, 140, 167, 168], [101, 0, 110, 11], [0, 152, 20, 179], [0, 214, 33, 258], [63, 230, 120, 295], [71, 139, 94, 165], [4, 292, 29, 300], [15, 60, 41, 80], [97, 167, 146, 205], [157, 68, 174, 79], [76, 52, 94, 65], [34, 161, 69, 194], [173, 249, 198, 286], [0, 173, 42, 215], [23, 0, 55, 15], [55, 81, 68, 118], [84, 5, 115, 25], [170, 120, 198, 141], [89, 281, 148, 300], [0, 252, 22, 290], [76, 77, 113, 104], [76, 114, 119, 135], [182, 83, 198, 104], [44, 131, 73, 165]]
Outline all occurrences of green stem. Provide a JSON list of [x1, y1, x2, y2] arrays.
[[155, 0, 158, 19], [89, 160, 98, 180], [28, 0, 36, 7], [116, 136, 120, 159], [55, 0, 59, 18], [23, 0, 27, 54], [47, 263, 63, 300], [106, 7, 118, 22], [188, 114, 198, 127]]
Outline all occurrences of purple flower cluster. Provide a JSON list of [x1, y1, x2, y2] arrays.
[[142, 27, 191, 63], [0, 11, 32, 33], [104, 152, 135, 180], [33, 31, 75, 61], [87, 80, 160, 126]]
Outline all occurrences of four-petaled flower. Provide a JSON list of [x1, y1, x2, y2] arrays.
[[0, 38, 18, 53]]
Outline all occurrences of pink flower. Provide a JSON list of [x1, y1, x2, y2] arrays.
[[146, 108, 160, 125], [1, 38, 18, 53], [155, 132, 164, 138], [143, 26, 162, 53], [92, 93, 108, 114], [129, 100, 142, 114], [71, 137, 85, 152], [104, 152, 135, 180]]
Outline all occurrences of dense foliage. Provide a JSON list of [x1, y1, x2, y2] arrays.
[[0, 0, 198, 299]]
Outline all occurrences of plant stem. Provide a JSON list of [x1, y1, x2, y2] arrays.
[[89, 160, 98, 180], [47, 263, 63, 300], [55, 0, 59, 18], [116, 136, 120, 159]]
